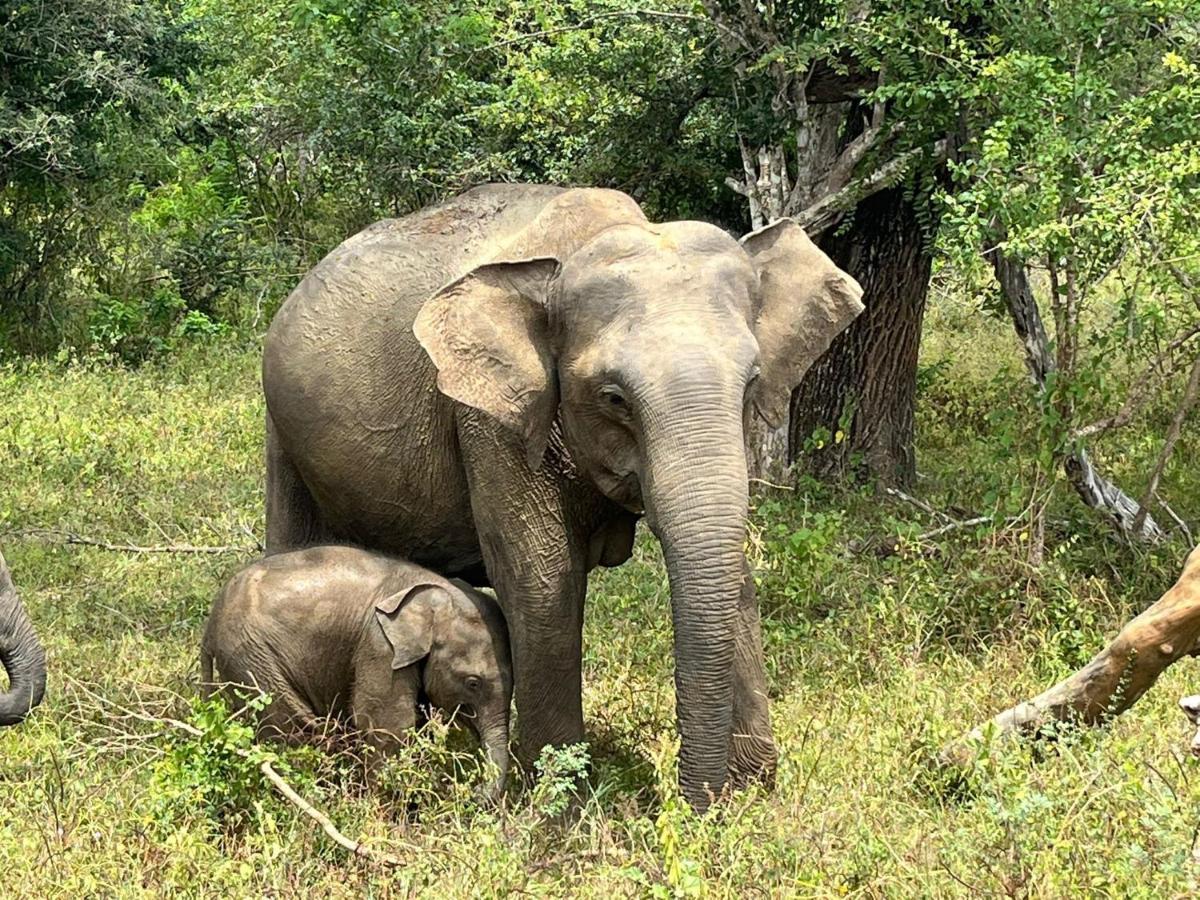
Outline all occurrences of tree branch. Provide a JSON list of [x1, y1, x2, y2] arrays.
[[1070, 324, 1200, 442], [794, 138, 949, 234], [1132, 353, 1200, 534], [1, 528, 259, 555], [985, 233, 1164, 542], [941, 544, 1200, 770], [65, 679, 416, 867]]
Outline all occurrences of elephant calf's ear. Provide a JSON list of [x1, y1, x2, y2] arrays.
[[741, 220, 865, 428], [375, 584, 447, 671], [414, 258, 561, 469]]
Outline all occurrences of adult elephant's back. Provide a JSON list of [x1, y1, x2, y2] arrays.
[[262, 183, 566, 568]]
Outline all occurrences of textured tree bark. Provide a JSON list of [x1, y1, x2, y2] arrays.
[[942, 544, 1200, 768], [787, 186, 934, 487]]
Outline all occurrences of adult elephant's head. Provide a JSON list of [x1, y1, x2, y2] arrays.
[[416, 193, 862, 807], [0, 550, 47, 726]]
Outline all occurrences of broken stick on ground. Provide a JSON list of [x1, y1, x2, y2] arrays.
[[943, 543, 1200, 768]]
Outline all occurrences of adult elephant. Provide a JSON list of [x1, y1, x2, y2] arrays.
[[0, 550, 47, 726], [263, 184, 862, 808]]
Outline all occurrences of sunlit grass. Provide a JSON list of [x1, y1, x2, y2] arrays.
[[0, 313, 1197, 896]]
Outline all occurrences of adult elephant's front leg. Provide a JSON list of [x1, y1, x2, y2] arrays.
[[459, 423, 592, 766], [729, 557, 778, 789]]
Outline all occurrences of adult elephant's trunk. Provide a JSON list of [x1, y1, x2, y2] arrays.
[[642, 390, 749, 810], [0, 551, 47, 726], [476, 714, 510, 803]]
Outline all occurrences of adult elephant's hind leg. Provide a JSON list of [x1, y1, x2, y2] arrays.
[[728, 557, 778, 790], [265, 410, 327, 554]]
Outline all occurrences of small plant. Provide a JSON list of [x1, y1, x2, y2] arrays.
[[650, 735, 705, 899], [146, 693, 291, 834], [530, 742, 590, 818]]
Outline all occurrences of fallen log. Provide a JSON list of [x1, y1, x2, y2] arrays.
[[943, 543, 1200, 767]]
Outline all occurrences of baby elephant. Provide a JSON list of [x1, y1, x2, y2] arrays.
[[1180, 695, 1200, 758], [201, 546, 513, 797]]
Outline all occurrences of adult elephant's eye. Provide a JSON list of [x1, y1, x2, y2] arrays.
[[599, 386, 627, 408]]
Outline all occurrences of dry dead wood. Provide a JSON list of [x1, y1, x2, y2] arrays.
[[943, 543, 1200, 767], [2, 528, 257, 555], [64, 678, 414, 867]]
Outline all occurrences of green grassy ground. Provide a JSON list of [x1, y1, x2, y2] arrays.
[[1, 303, 1198, 897]]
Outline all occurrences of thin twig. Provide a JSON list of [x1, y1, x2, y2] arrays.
[[1156, 491, 1195, 545], [63, 678, 415, 867], [2, 528, 256, 555], [1070, 323, 1200, 441], [748, 477, 795, 492], [137, 710, 412, 865], [1133, 354, 1200, 534], [883, 486, 954, 524], [913, 516, 992, 542]]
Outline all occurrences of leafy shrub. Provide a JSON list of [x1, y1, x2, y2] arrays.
[[146, 694, 290, 834]]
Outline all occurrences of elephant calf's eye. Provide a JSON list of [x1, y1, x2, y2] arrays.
[[465, 675, 483, 695]]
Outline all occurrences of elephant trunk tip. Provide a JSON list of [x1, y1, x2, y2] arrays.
[[0, 551, 48, 727]]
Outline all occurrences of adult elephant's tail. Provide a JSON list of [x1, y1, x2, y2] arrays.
[[0, 550, 47, 726]]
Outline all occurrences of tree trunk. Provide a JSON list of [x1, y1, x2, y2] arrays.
[[788, 186, 934, 487], [986, 236, 1164, 542]]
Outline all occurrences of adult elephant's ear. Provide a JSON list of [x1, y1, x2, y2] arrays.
[[414, 258, 561, 469], [741, 219, 864, 427]]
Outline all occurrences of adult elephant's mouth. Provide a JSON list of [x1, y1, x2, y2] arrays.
[[604, 472, 643, 513], [594, 466, 644, 513]]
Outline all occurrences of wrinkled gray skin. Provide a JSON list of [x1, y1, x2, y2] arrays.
[[1180, 695, 1200, 757], [262, 184, 863, 808], [0, 550, 47, 727], [200, 546, 514, 799]]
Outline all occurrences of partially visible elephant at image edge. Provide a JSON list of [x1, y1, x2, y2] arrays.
[[0, 550, 47, 726], [261, 183, 863, 808]]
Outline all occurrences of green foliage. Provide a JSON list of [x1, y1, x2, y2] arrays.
[[147, 693, 287, 833], [530, 742, 591, 817], [0, 317, 1196, 892]]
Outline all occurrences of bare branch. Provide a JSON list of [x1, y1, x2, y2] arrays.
[[820, 105, 890, 198], [1156, 490, 1194, 545], [882, 485, 954, 524], [65, 678, 416, 867], [986, 231, 1164, 542], [914, 516, 992, 542], [724, 175, 751, 197], [2, 528, 258, 555], [942, 544, 1200, 770], [738, 136, 764, 230], [1133, 353, 1200, 534], [1070, 324, 1200, 441], [794, 138, 949, 234]]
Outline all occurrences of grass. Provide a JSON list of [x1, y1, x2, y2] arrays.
[[1, 298, 1198, 897]]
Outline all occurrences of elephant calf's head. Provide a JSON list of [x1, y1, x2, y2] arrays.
[[375, 579, 513, 799]]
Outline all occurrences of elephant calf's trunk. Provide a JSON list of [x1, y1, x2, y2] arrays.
[[0, 552, 47, 726], [478, 719, 511, 803]]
